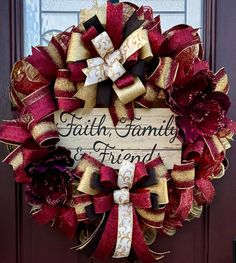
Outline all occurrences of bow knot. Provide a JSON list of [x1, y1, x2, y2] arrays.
[[117, 160, 135, 188], [113, 188, 130, 205]]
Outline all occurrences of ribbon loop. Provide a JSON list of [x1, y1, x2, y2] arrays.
[[92, 31, 115, 58], [171, 162, 195, 189], [117, 160, 135, 189]]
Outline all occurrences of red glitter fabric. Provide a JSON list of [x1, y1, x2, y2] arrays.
[[93, 205, 118, 260], [106, 2, 123, 49]]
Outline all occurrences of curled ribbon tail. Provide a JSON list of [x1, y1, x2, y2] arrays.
[[168, 162, 195, 223]]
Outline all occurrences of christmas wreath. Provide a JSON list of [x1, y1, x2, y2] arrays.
[[0, 1, 236, 262]]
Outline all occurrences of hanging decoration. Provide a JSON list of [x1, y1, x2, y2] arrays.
[[0, 1, 235, 262]]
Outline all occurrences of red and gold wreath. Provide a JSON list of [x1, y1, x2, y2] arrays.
[[1, 1, 236, 262]]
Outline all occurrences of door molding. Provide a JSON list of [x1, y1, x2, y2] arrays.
[[0, 1, 218, 263], [203, 0, 217, 70], [0, 0, 24, 262]]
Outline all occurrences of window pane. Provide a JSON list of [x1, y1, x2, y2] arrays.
[[120, 0, 185, 12], [186, 0, 203, 29], [41, 13, 78, 41], [24, 0, 203, 55], [24, 0, 40, 56], [41, 0, 106, 11], [157, 13, 185, 31]]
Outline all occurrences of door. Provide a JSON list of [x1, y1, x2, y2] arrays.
[[0, 0, 236, 262]]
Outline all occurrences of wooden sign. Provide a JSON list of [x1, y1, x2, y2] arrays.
[[55, 108, 182, 169]]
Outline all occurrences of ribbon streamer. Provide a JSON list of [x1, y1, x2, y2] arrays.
[[113, 161, 135, 258]]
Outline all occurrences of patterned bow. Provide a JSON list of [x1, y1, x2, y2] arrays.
[[74, 154, 169, 262], [82, 28, 148, 106], [83, 28, 147, 84]]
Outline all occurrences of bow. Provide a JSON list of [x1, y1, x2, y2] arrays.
[[83, 28, 146, 82], [66, 4, 155, 124], [75, 154, 169, 262], [82, 28, 148, 106]]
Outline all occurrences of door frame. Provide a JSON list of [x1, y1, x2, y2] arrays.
[[0, 1, 222, 263]]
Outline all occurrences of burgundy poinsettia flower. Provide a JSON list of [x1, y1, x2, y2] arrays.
[[167, 70, 231, 143], [25, 147, 74, 206]]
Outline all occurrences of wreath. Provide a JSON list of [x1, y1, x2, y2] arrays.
[[0, 1, 236, 262]]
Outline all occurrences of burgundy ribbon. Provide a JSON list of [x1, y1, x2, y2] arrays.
[[0, 84, 60, 182], [2, 142, 48, 183], [169, 162, 195, 221], [33, 204, 77, 239], [26, 47, 59, 80], [54, 69, 84, 112], [106, 2, 123, 49]]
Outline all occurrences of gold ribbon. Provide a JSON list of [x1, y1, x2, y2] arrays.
[[67, 32, 90, 63], [79, 4, 107, 26], [136, 162, 169, 228], [113, 77, 146, 105], [74, 83, 97, 113]]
